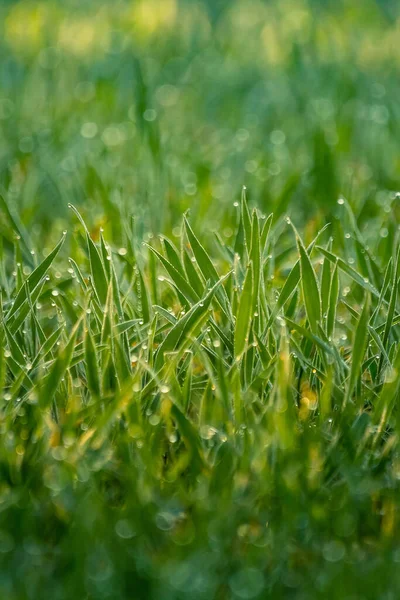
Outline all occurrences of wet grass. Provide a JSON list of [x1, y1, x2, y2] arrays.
[[1, 1, 400, 598]]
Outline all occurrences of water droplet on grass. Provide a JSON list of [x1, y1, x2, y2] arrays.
[[115, 520, 135, 539]]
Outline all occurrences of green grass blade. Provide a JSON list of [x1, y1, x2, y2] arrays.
[[379, 245, 400, 360], [234, 261, 253, 360], [241, 186, 252, 253], [87, 234, 108, 307], [84, 324, 101, 398], [250, 210, 260, 314], [154, 272, 230, 371], [184, 217, 231, 317], [345, 293, 370, 407], [39, 318, 82, 408], [148, 245, 199, 305], [298, 238, 321, 334], [317, 246, 380, 299], [6, 233, 66, 320], [327, 262, 339, 339]]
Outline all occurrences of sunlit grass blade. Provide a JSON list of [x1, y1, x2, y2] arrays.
[[234, 261, 253, 360]]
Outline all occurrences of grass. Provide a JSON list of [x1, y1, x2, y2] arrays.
[[1, 0, 400, 598], [1, 193, 400, 598]]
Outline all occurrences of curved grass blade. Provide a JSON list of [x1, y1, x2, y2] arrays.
[[183, 217, 231, 318], [154, 272, 230, 371], [8, 277, 46, 335], [317, 246, 380, 299], [148, 245, 199, 305], [30, 325, 64, 372], [162, 237, 185, 276], [183, 249, 204, 297], [69, 203, 108, 306], [6, 232, 66, 320], [266, 224, 330, 330], [39, 319, 81, 409], [68, 258, 88, 291]]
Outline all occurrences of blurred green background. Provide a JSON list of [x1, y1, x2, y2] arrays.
[[1, 0, 400, 245]]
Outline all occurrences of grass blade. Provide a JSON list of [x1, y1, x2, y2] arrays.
[[234, 262, 253, 360], [298, 238, 321, 333], [345, 293, 370, 407]]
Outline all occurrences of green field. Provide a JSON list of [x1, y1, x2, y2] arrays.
[[1, 1, 400, 598]]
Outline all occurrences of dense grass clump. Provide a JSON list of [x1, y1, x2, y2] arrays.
[[1, 192, 400, 598], [2, 0, 400, 598]]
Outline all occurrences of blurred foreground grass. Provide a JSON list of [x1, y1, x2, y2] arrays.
[[1, 1, 400, 599]]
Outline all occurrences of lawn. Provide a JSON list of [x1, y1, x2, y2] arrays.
[[1, 1, 400, 598]]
